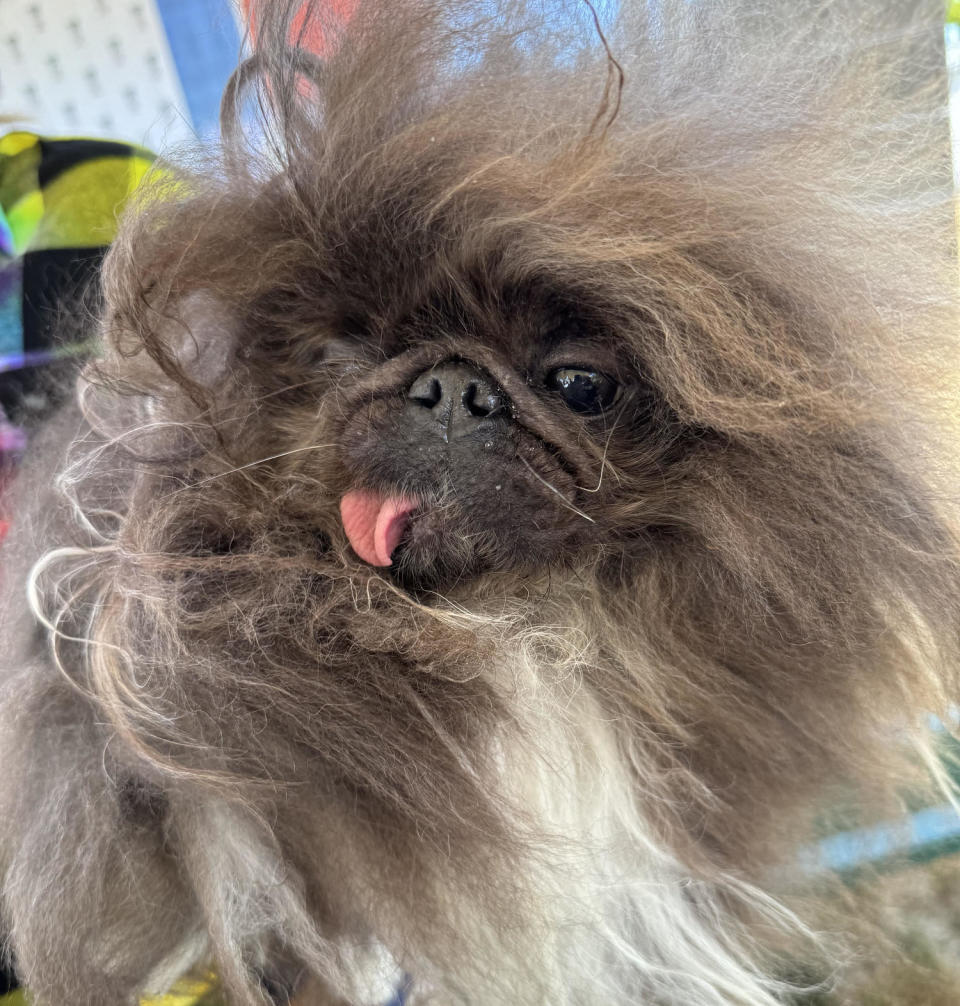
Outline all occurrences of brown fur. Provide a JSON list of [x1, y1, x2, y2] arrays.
[[1, 2, 960, 1003]]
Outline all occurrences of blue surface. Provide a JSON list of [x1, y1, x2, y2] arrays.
[[155, 0, 243, 139], [806, 804, 960, 873]]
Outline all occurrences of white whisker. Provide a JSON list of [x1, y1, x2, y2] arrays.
[[519, 457, 595, 524], [577, 414, 623, 494], [162, 443, 338, 498]]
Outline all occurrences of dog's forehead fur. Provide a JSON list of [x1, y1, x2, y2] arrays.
[[2, 2, 960, 1004]]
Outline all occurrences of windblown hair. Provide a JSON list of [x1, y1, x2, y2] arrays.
[[2, 2, 960, 1004]]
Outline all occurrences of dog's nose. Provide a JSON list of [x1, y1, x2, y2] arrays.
[[408, 362, 505, 417], [407, 362, 507, 440]]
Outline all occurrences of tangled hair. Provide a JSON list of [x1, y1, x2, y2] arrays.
[[2, 2, 960, 1003]]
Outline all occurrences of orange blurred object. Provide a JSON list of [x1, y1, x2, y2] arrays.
[[241, 0, 359, 57]]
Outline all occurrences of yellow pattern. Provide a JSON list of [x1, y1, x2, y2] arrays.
[[141, 971, 222, 1005], [0, 133, 39, 158], [3, 190, 43, 256], [28, 155, 157, 251], [0, 971, 222, 1005]]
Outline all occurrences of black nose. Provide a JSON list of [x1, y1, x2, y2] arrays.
[[407, 362, 507, 440]]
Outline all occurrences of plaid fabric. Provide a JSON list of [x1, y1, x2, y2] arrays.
[[0, 131, 157, 536], [0, 131, 155, 371]]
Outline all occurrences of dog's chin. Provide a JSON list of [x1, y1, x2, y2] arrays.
[[386, 508, 489, 593], [376, 495, 584, 595]]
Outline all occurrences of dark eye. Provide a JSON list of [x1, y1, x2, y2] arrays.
[[545, 367, 619, 414]]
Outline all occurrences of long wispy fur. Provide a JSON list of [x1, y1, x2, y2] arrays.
[[2, 2, 960, 1003]]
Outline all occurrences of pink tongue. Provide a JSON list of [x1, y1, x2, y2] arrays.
[[340, 490, 418, 566]]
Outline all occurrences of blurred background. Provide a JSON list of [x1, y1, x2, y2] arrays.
[[1, 0, 243, 148]]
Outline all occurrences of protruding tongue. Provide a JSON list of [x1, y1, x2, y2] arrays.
[[340, 489, 418, 566]]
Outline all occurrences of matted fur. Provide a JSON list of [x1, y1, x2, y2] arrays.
[[2, 2, 960, 1003]]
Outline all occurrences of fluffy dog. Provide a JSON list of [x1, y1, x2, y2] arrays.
[[2, 2, 960, 1003]]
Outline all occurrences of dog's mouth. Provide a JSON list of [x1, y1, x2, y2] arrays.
[[340, 489, 419, 567], [339, 489, 483, 590], [339, 465, 591, 591], [338, 412, 599, 589]]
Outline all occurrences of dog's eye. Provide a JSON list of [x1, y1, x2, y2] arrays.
[[545, 367, 619, 414]]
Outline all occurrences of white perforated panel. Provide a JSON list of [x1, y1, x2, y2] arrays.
[[0, 0, 193, 149]]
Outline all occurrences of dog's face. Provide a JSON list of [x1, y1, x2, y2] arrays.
[[137, 163, 712, 604], [335, 294, 637, 587], [280, 284, 679, 590]]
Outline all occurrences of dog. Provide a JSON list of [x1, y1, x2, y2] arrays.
[[1, 2, 959, 1003]]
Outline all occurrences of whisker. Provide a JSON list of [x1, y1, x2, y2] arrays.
[[577, 415, 623, 494], [519, 456, 595, 524], [214, 378, 326, 419], [162, 443, 338, 498]]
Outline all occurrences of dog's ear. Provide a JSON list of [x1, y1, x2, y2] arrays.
[[146, 289, 239, 392], [78, 290, 240, 444]]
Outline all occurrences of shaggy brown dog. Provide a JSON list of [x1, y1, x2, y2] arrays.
[[2, 2, 960, 1003]]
